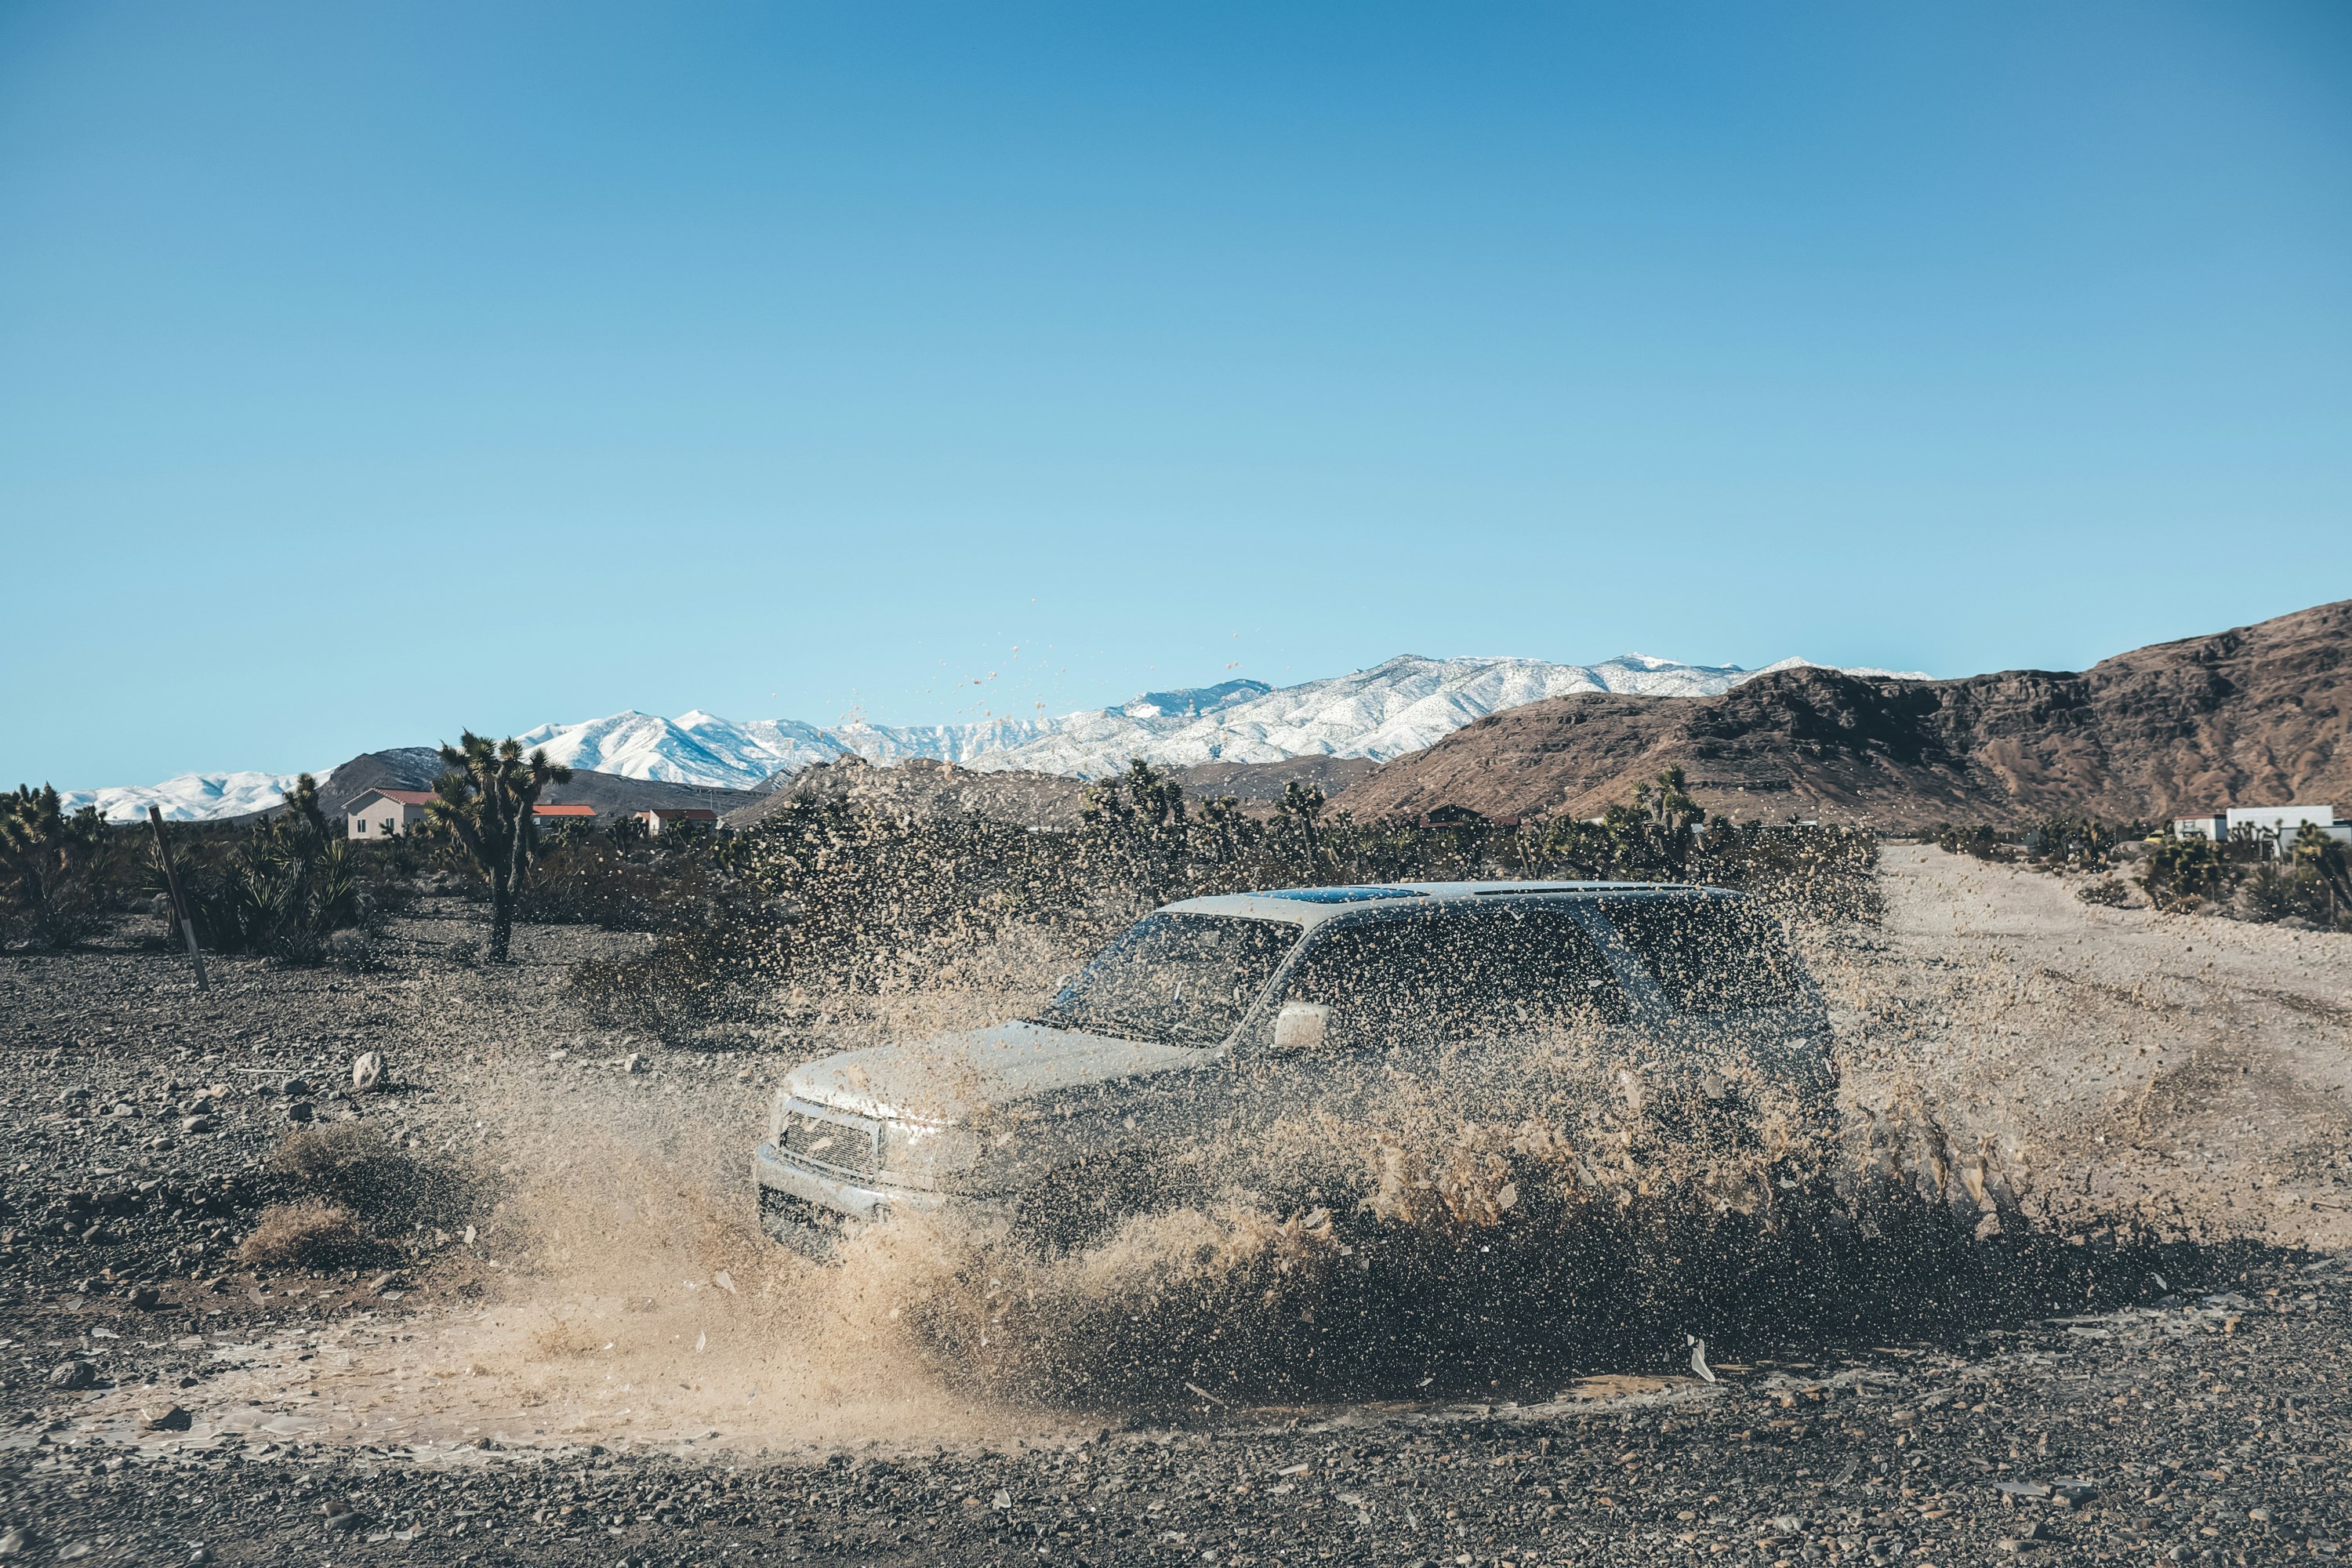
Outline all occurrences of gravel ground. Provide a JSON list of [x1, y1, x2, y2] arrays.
[[2, 864, 2347, 1567]]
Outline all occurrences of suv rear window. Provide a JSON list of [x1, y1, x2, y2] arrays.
[[1596, 896, 1807, 1013], [1278, 905, 1630, 1049]]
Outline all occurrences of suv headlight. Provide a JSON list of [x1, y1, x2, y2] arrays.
[[877, 1120, 982, 1189]]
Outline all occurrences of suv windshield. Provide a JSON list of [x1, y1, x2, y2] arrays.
[[1036, 912, 1300, 1046]]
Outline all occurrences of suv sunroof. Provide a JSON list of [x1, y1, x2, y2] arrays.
[[1258, 886, 1426, 904]]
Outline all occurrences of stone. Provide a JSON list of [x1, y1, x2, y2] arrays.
[[281, 1078, 310, 1098], [140, 1404, 193, 1432], [0, 1527, 27, 1558], [350, 1052, 383, 1094], [180, 1116, 217, 1134], [129, 1287, 162, 1310], [286, 1102, 314, 1124], [322, 1510, 363, 1534], [47, 1361, 95, 1390]]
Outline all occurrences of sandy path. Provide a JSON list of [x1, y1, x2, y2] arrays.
[[1829, 844, 2352, 1247]]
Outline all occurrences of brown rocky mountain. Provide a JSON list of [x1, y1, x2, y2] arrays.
[[1173, 754, 1378, 816], [1334, 599, 2352, 831]]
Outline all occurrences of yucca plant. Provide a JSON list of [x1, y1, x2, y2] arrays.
[[241, 775, 360, 962], [0, 783, 110, 946], [146, 774, 364, 961], [424, 732, 572, 962]]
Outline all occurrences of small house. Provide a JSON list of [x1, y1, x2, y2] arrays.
[[2172, 812, 2227, 843], [533, 804, 597, 827], [635, 808, 718, 835], [346, 788, 435, 839]]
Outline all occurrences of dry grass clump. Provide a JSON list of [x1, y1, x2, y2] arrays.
[[267, 1122, 466, 1228], [268, 1123, 384, 1193], [237, 1200, 368, 1268]]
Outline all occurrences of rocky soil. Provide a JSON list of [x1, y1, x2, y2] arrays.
[[2, 858, 2347, 1566]]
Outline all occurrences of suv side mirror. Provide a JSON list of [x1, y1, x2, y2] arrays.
[[1272, 1002, 1330, 1054]]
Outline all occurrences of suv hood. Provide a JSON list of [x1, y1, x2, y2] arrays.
[[782, 1019, 1210, 1124]]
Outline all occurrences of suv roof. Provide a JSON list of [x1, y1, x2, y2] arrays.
[[1162, 880, 1719, 929]]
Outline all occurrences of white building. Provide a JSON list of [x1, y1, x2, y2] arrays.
[[2230, 804, 2349, 853], [2176, 804, 2348, 855], [636, 808, 719, 835], [346, 788, 435, 839]]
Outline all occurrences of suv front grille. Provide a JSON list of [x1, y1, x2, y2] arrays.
[[778, 1105, 879, 1178]]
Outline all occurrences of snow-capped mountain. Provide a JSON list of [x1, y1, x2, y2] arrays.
[[59, 769, 312, 824], [62, 651, 1928, 820], [479, 652, 1804, 789]]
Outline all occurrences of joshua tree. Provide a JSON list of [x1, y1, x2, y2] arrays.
[[1278, 779, 1327, 866], [1196, 793, 1242, 864], [424, 732, 572, 961], [2292, 822, 2351, 923], [1123, 758, 1187, 834], [1078, 775, 1131, 831], [0, 783, 109, 946]]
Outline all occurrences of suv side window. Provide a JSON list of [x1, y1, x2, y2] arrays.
[[1595, 896, 1807, 1014], [1279, 906, 1631, 1050]]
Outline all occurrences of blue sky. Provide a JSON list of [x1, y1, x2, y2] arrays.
[[5, 2, 2348, 788]]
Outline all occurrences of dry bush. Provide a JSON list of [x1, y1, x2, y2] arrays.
[[267, 1123, 467, 1229], [237, 1200, 368, 1269]]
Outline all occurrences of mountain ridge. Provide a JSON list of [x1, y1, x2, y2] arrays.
[[1338, 601, 2352, 829], [67, 649, 1893, 821]]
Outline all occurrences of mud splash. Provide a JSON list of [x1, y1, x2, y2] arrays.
[[374, 1020, 2204, 1449]]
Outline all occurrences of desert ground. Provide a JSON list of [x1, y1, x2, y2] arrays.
[[2, 845, 2347, 1566]]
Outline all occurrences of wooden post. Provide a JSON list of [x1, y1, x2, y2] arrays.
[[146, 805, 209, 991]]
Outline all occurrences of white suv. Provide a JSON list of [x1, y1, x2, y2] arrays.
[[753, 880, 1836, 1258]]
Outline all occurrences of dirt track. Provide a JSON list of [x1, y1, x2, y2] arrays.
[[2, 853, 2347, 1566]]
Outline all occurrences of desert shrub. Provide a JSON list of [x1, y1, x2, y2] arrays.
[[2078, 877, 2132, 906], [2022, 816, 2118, 871], [2138, 831, 2234, 911], [153, 776, 364, 962], [2230, 860, 2352, 929], [237, 1200, 372, 1269], [0, 784, 114, 947], [267, 1123, 466, 1230], [1933, 822, 2014, 862], [1687, 819, 1882, 922]]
